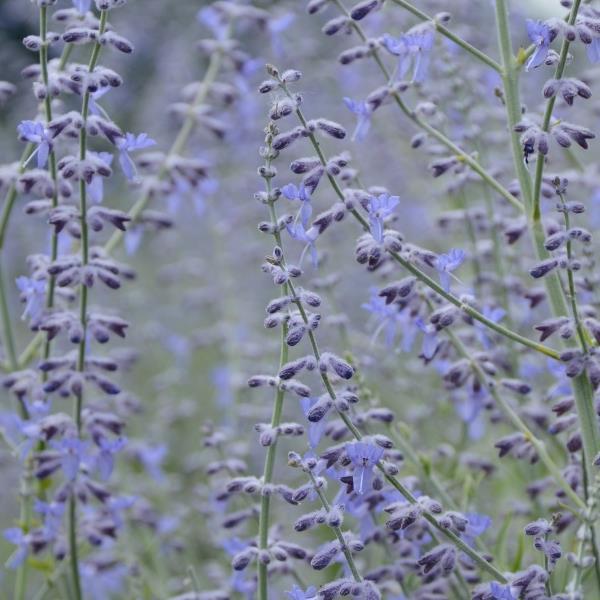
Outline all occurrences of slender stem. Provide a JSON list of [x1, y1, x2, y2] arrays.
[[445, 325, 586, 512], [493, 2, 600, 587], [331, 0, 523, 213], [532, 0, 582, 223], [68, 11, 108, 599], [388, 0, 503, 73], [257, 136, 290, 600], [307, 471, 362, 582], [0, 262, 17, 372]]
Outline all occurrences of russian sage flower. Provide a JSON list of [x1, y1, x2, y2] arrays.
[[382, 24, 436, 83], [73, 0, 92, 13], [525, 20, 555, 71], [362, 289, 402, 347], [16, 276, 46, 323], [287, 222, 319, 267], [287, 585, 317, 600], [343, 97, 373, 142], [115, 132, 156, 181], [17, 120, 53, 168], [346, 441, 384, 494], [281, 182, 312, 224], [434, 248, 466, 292], [366, 193, 399, 243]]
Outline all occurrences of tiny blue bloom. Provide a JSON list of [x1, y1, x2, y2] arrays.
[[366, 193, 399, 243], [343, 97, 373, 142], [281, 182, 312, 225], [16, 276, 46, 323], [286, 222, 319, 267], [434, 248, 466, 292], [17, 120, 53, 168], [346, 441, 384, 495], [382, 24, 436, 83], [525, 20, 554, 71], [115, 132, 156, 181]]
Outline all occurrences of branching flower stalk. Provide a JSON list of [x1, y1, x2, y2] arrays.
[[331, 0, 525, 214], [68, 12, 108, 598], [256, 126, 291, 599], [492, 0, 600, 585]]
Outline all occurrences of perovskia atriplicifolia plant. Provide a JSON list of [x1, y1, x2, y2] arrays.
[[2, 0, 600, 599]]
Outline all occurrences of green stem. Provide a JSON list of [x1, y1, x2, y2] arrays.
[[307, 471, 362, 582], [446, 325, 586, 512], [257, 138, 290, 600], [494, 1, 600, 587], [68, 11, 108, 599], [331, 0, 523, 213], [388, 0, 503, 73]]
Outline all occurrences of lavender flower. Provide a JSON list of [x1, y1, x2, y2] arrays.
[[286, 221, 319, 267], [115, 132, 156, 181], [287, 585, 317, 600], [281, 182, 313, 225], [525, 20, 555, 71], [343, 97, 373, 142], [366, 193, 399, 243], [434, 248, 466, 292], [382, 25, 436, 83], [345, 441, 383, 495], [17, 120, 53, 168], [16, 276, 46, 323]]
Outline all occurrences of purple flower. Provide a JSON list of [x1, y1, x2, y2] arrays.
[[95, 437, 127, 480], [88, 87, 111, 117], [115, 132, 156, 181], [455, 386, 486, 440], [300, 397, 327, 448], [34, 499, 65, 535], [88, 151, 113, 204], [17, 120, 53, 168], [287, 585, 317, 600], [81, 560, 128, 600], [73, 0, 92, 13], [588, 38, 600, 63], [16, 276, 46, 323], [366, 193, 399, 243], [346, 441, 384, 495], [362, 289, 402, 347], [50, 437, 87, 480], [382, 25, 436, 83], [525, 20, 554, 71], [489, 582, 516, 600], [124, 225, 144, 255], [475, 306, 505, 349], [281, 182, 312, 225], [198, 6, 228, 40], [286, 222, 319, 267], [3, 528, 29, 569], [415, 317, 439, 359], [343, 97, 373, 142], [268, 13, 295, 57], [434, 248, 466, 292]]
